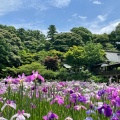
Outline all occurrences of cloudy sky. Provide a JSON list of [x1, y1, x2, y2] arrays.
[[0, 0, 119, 35]]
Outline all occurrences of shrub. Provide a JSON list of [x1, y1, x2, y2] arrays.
[[90, 75, 107, 83], [41, 69, 58, 81], [2, 62, 45, 77], [56, 68, 69, 81], [44, 56, 59, 71]]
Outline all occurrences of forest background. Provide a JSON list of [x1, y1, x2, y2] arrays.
[[1, 23, 120, 82]]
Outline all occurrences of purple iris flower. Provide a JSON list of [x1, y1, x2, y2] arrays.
[[71, 93, 77, 99], [70, 93, 78, 103], [10, 110, 30, 120], [86, 110, 95, 115], [1, 100, 16, 111], [98, 106, 103, 114], [98, 89, 105, 96], [69, 90, 74, 94], [110, 99, 116, 106], [5, 76, 14, 84], [16, 73, 27, 83], [98, 103, 112, 117], [104, 104, 113, 117], [31, 86, 36, 90], [111, 113, 119, 120], [116, 96, 120, 107], [116, 110, 120, 117], [27, 71, 44, 82], [42, 87, 48, 93], [78, 95, 86, 103], [84, 117, 93, 120], [50, 95, 64, 105], [43, 111, 58, 120], [112, 91, 118, 99], [111, 117, 119, 120]]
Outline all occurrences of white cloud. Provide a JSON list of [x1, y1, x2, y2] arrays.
[[78, 16, 87, 21], [97, 15, 107, 22], [89, 20, 120, 34], [72, 13, 87, 21], [0, 0, 71, 16], [0, 0, 22, 16], [50, 0, 71, 8], [28, 0, 48, 10], [93, 0, 101, 5], [26, 0, 71, 10], [72, 13, 77, 17], [98, 20, 120, 34], [68, 19, 72, 22]]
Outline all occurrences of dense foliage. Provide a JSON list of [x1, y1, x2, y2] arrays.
[[0, 23, 120, 80]]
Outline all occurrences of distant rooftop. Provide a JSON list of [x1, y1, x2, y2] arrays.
[[105, 51, 120, 63], [63, 64, 72, 69]]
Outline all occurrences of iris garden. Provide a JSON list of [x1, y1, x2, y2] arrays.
[[0, 71, 119, 120]]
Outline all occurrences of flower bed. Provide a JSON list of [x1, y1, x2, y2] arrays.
[[0, 71, 119, 120]]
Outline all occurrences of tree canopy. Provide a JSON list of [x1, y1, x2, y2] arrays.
[[71, 27, 92, 44], [47, 25, 58, 42], [0, 23, 120, 79], [84, 42, 106, 67], [65, 43, 106, 68], [52, 32, 83, 52], [65, 46, 86, 67]]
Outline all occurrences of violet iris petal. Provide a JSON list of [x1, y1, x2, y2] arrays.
[[103, 104, 112, 117], [78, 95, 86, 103], [98, 104, 112, 117], [116, 96, 120, 107], [116, 110, 120, 117], [98, 89, 105, 96], [43, 112, 58, 120]]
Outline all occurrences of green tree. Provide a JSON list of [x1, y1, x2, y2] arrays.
[[52, 32, 83, 52], [65, 46, 86, 67], [26, 29, 45, 40], [7, 26, 17, 34], [109, 23, 120, 50], [104, 43, 116, 51], [108, 31, 116, 44], [93, 33, 109, 49], [0, 38, 11, 72], [84, 42, 106, 68], [64, 43, 106, 72], [48, 50, 64, 59], [47, 25, 57, 41], [17, 28, 26, 41], [71, 27, 92, 44]]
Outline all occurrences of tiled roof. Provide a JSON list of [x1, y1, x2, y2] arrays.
[[106, 51, 120, 63]]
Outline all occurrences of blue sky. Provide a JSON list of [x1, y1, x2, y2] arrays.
[[0, 0, 120, 35]]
